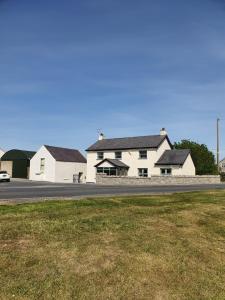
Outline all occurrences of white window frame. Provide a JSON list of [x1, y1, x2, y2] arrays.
[[115, 151, 122, 160], [97, 152, 104, 160], [139, 150, 147, 159], [160, 168, 172, 176], [138, 168, 148, 177], [40, 158, 45, 174]]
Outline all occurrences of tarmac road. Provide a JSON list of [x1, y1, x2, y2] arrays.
[[0, 179, 224, 204]]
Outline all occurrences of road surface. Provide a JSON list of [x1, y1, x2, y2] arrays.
[[0, 179, 224, 203]]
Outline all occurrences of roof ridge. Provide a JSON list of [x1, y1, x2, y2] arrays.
[[98, 134, 162, 141], [45, 145, 79, 151]]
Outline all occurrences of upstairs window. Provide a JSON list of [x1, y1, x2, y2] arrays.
[[161, 168, 172, 176], [40, 158, 45, 173], [139, 150, 147, 159], [115, 151, 122, 159], [138, 168, 148, 177], [97, 152, 104, 160]]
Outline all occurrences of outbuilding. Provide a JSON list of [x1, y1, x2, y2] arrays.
[[30, 145, 87, 183], [155, 149, 195, 176], [0, 148, 5, 171], [1, 149, 36, 178]]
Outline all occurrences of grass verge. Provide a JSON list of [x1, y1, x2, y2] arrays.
[[1, 191, 225, 299]]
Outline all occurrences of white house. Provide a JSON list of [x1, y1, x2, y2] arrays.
[[86, 129, 195, 183], [30, 145, 87, 183]]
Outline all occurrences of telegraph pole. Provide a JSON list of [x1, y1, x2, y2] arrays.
[[217, 118, 220, 171]]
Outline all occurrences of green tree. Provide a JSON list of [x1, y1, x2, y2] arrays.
[[174, 140, 218, 175]]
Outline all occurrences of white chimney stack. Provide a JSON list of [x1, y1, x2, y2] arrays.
[[98, 133, 105, 140], [160, 128, 167, 136]]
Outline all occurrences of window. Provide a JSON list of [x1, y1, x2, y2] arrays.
[[97, 152, 104, 160], [161, 168, 172, 176], [138, 168, 148, 177], [40, 158, 45, 173], [97, 167, 117, 176], [115, 151, 122, 159], [139, 150, 147, 159]]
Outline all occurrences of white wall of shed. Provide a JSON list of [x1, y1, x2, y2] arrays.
[[55, 161, 87, 183], [29, 146, 56, 182]]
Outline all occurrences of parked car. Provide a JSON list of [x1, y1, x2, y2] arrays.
[[0, 171, 10, 182]]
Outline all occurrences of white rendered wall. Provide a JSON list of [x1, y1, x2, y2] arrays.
[[86, 139, 171, 183], [96, 161, 115, 168], [55, 161, 87, 183], [0, 149, 5, 159], [174, 154, 196, 176], [0, 149, 5, 171], [29, 146, 56, 182]]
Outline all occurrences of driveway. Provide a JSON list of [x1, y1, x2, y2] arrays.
[[0, 179, 225, 204]]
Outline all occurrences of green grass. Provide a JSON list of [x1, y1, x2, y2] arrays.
[[1, 191, 225, 299]]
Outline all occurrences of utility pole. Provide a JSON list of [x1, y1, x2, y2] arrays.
[[217, 118, 220, 171]]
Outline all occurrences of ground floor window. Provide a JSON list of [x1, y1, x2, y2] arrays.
[[97, 167, 117, 176], [161, 168, 172, 176], [138, 168, 148, 177], [97, 167, 128, 176]]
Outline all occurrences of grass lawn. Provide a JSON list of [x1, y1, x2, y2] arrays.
[[1, 191, 225, 299]]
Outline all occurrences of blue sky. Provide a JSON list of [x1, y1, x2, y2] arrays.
[[0, 0, 225, 157]]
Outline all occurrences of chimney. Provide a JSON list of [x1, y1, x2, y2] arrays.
[[160, 128, 167, 136], [98, 133, 105, 140]]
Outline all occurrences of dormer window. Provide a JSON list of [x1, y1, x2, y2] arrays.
[[97, 152, 104, 160], [115, 151, 122, 160], [139, 150, 147, 159]]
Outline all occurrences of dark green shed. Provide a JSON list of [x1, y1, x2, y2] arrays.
[[1, 149, 36, 179]]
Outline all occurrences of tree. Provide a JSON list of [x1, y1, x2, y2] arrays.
[[174, 140, 218, 175]]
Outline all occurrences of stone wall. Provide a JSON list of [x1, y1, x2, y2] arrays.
[[96, 174, 221, 185]]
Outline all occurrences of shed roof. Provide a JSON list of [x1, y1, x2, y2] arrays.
[[1, 149, 36, 161], [155, 149, 190, 166], [87, 135, 172, 151], [95, 158, 129, 168], [45, 145, 87, 163]]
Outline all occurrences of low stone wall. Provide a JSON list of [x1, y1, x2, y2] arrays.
[[96, 174, 221, 185]]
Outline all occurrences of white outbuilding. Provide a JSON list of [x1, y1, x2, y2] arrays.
[[0, 148, 5, 171], [30, 145, 87, 183], [0, 149, 5, 159]]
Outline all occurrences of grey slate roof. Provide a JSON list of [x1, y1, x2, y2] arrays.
[[45, 145, 87, 163], [87, 135, 172, 151], [155, 149, 190, 166], [95, 158, 129, 168]]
